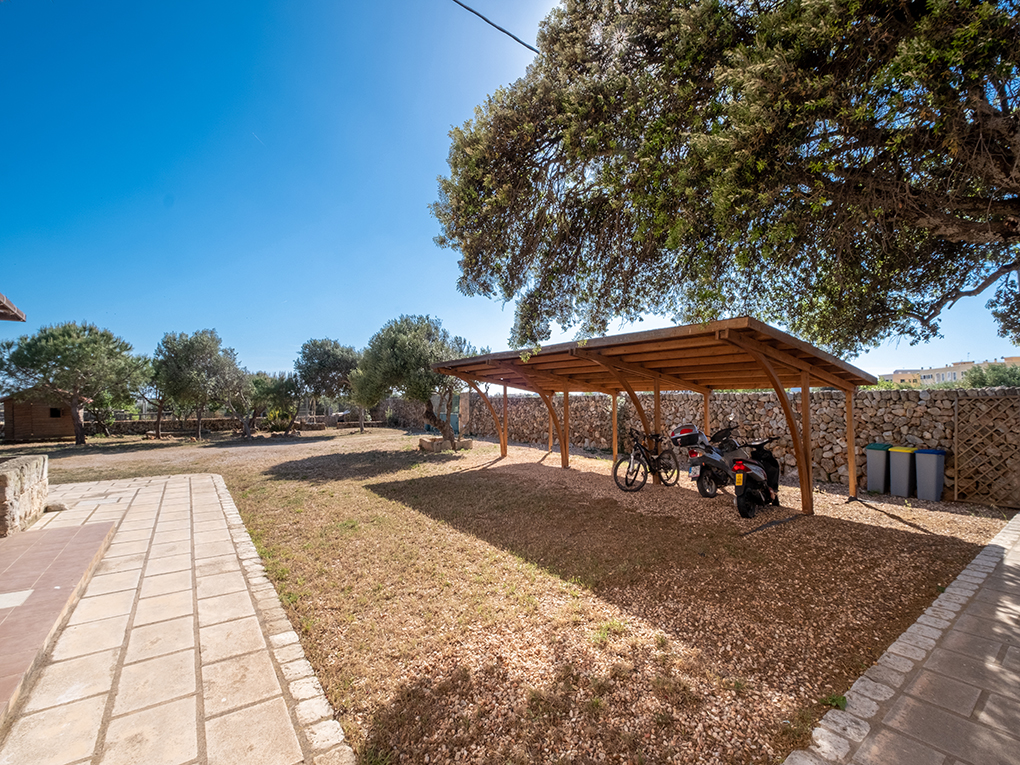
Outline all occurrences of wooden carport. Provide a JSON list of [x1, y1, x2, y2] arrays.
[[434, 317, 876, 515]]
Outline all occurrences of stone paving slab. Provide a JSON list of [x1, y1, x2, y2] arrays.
[[0, 475, 353, 765], [782, 511, 1020, 765], [0, 522, 115, 731]]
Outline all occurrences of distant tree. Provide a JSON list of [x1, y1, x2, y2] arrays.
[[433, 0, 1020, 355], [135, 356, 176, 439], [216, 353, 269, 439], [294, 339, 360, 419], [266, 372, 305, 435], [356, 315, 475, 448], [83, 390, 134, 437], [153, 330, 232, 440], [349, 366, 392, 434], [0, 322, 148, 445], [962, 363, 1020, 388]]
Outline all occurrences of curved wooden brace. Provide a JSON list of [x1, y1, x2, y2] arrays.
[[580, 356, 651, 437], [459, 377, 506, 458], [740, 346, 814, 515], [513, 366, 568, 468]]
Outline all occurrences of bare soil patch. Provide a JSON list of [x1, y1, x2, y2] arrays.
[[8, 430, 1011, 764]]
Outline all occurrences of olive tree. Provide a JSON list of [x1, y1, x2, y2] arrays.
[[355, 315, 475, 447], [433, 0, 1020, 355]]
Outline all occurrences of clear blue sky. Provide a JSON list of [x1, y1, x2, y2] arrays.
[[2, 0, 1016, 377]]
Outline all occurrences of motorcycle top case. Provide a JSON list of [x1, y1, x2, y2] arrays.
[[670, 424, 702, 447]]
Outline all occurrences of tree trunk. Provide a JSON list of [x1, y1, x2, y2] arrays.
[[359, 406, 364, 434], [423, 398, 456, 450], [155, 401, 164, 439], [196, 408, 203, 440], [70, 395, 87, 445], [284, 407, 299, 436]]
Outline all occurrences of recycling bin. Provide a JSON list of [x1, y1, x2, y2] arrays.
[[915, 449, 946, 501], [889, 446, 918, 498], [865, 443, 893, 493]]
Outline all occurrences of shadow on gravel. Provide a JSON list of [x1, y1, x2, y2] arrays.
[[264, 448, 460, 482]]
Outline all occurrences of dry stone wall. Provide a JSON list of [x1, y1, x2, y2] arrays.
[[0, 455, 48, 536], [446, 388, 1020, 495]]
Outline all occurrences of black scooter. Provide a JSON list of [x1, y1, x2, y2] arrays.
[[670, 423, 781, 519]]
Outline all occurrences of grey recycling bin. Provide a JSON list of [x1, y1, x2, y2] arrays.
[[889, 446, 918, 498], [865, 443, 893, 493], [915, 449, 946, 501]]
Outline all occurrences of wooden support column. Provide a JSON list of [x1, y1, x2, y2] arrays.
[[612, 392, 618, 463], [652, 379, 662, 484], [502, 385, 509, 457], [703, 392, 711, 434], [548, 412, 554, 452], [562, 391, 570, 468], [718, 331, 814, 514], [846, 389, 858, 498], [801, 371, 815, 501]]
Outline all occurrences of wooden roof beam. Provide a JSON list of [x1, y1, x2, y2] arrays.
[[571, 348, 711, 395], [486, 361, 617, 395], [716, 329, 855, 392]]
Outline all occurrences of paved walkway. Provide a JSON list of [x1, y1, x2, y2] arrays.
[[785, 511, 1020, 765], [0, 474, 354, 765]]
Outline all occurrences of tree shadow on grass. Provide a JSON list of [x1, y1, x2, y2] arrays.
[[263, 448, 461, 483]]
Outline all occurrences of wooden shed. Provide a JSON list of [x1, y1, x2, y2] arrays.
[[2, 396, 75, 441]]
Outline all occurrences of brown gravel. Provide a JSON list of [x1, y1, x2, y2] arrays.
[[15, 430, 1012, 765]]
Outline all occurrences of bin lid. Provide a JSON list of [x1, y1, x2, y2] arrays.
[[916, 449, 946, 455], [865, 443, 893, 450], [889, 446, 918, 453]]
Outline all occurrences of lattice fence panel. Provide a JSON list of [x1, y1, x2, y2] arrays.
[[955, 393, 1020, 508]]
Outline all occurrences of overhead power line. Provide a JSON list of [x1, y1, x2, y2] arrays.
[[448, 0, 540, 55]]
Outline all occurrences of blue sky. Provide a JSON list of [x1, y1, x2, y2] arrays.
[[1, 0, 1016, 377]]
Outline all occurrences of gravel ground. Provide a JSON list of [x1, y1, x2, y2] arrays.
[[27, 431, 1012, 764]]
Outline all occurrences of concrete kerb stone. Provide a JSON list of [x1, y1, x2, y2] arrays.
[[210, 475, 355, 765], [780, 509, 1020, 765]]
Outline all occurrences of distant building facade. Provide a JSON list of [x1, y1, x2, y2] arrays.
[[878, 356, 1020, 385]]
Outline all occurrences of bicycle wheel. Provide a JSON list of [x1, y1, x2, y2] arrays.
[[613, 454, 648, 492], [657, 449, 680, 486]]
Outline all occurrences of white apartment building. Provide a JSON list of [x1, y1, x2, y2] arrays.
[[878, 356, 1020, 385]]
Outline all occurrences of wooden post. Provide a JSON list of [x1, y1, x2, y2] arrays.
[[612, 392, 618, 463], [501, 385, 508, 458], [548, 410, 554, 452], [562, 390, 570, 468], [846, 388, 857, 498], [801, 371, 814, 503], [652, 379, 662, 484], [703, 392, 711, 434]]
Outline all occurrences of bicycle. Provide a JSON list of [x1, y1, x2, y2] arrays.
[[613, 428, 681, 492]]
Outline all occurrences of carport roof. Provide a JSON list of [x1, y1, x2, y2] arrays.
[[0, 292, 26, 322], [434, 316, 875, 394]]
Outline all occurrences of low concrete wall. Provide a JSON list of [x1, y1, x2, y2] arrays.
[[0, 455, 48, 536]]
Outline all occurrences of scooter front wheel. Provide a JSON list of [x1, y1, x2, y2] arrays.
[[613, 455, 648, 492], [696, 471, 718, 498]]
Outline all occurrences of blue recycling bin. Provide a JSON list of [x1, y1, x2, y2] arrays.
[[915, 449, 946, 501]]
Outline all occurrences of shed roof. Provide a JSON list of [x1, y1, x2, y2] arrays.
[[0, 292, 26, 322], [435, 316, 875, 394]]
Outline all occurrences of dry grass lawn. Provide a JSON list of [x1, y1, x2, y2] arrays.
[[7, 429, 1012, 764]]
